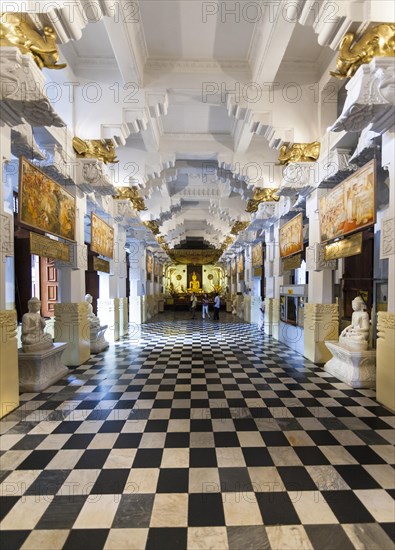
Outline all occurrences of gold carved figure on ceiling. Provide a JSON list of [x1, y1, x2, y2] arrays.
[[231, 221, 250, 235], [144, 221, 160, 235], [277, 142, 321, 165], [113, 187, 147, 211], [245, 188, 280, 213], [330, 23, 395, 80], [0, 12, 66, 70], [73, 137, 118, 164]]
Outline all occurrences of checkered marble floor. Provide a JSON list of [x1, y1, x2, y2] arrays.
[[1, 312, 394, 550]]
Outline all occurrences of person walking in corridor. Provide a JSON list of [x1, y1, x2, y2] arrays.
[[190, 292, 197, 319], [213, 293, 220, 320], [202, 294, 210, 319]]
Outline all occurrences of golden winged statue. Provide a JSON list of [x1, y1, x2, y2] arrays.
[[330, 23, 395, 80], [0, 12, 66, 70], [73, 137, 118, 164], [277, 142, 321, 165], [231, 221, 250, 235], [143, 221, 160, 235]]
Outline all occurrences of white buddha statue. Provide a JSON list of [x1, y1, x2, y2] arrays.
[[339, 296, 370, 351], [21, 297, 53, 353], [85, 294, 100, 328]]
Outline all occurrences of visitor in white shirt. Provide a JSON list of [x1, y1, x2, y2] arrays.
[[213, 294, 220, 320]]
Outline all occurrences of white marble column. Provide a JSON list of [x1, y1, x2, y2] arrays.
[[304, 189, 338, 363], [377, 128, 395, 411], [128, 239, 146, 325]]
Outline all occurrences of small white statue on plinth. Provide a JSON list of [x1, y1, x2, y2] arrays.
[[19, 297, 68, 392], [232, 295, 237, 315], [85, 294, 109, 354], [85, 294, 100, 328], [339, 296, 370, 351], [324, 295, 375, 389], [21, 297, 53, 353]]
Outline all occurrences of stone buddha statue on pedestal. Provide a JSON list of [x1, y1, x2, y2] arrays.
[[339, 296, 370, 351], [21, 297, 53, 353], [85, 294, 100, 328]]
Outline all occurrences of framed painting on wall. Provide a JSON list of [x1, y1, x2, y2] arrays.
[[91, 212, 114, 259], [279, 213, 303, 258], [319, 160, 376, 243], [154, 259, 159, 282], [252, 241, 263, 267], [238, 253, 244, 281], [18, 156, 76, 241], [146, 251, 153, 281]]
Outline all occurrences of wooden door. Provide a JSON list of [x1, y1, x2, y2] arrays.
[[40, 258, 59, 317]]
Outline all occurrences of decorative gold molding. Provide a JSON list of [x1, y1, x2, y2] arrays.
[[277, 142, 321, 165], [230, 221, 250, 235], [73, 137, 118, 164], [93, 257, 110, 273], [330, 23, 395, 80], [0, 12, 66, 70], [324, 233, 362, 261], [30, 233, 70, 262], [144, 221, 160, 235], [168, 249, 222, 265], [245, 188, 280, 213], [113, 187, 147, 211]]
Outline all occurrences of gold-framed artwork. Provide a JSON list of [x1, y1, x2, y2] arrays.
[[231, 257, 237, 277], [252, 241, 263, 267], [146, 251, 153, 281], [154, 259, 159, 281], [18, 156, 76, 241], [91, 212, 114, 259], [238, 253, 244, 281], [280, 213, 304, 258], [319, 160, 376, 243]]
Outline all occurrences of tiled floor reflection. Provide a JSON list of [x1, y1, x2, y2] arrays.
[[1, 312, 394, 549]]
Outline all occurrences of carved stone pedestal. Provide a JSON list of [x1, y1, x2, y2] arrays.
[[377, 312, 395, 412], [90, 325, 109, 354], [324, 341, 376, 389], [0, 310, 19, 418], [304, 304, 339, 364], [54, 303, 90, 367], [18, 343, 68, 392]]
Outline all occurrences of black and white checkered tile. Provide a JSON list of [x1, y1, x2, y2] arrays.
[[1, 312, 394, 549]]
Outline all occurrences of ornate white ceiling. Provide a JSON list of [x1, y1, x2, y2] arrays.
[[24, 0, 388, 257]]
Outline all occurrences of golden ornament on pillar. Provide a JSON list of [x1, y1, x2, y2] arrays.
[[73, 137, 118, 164], [277, 142, 321, 165], [0, 12, 66, 70], [143, 221, 160, 235], [245, 188, 280, 213], [113, 187, 147, 211], [330, 23, 395, 80], [230, 221, 250, 235]]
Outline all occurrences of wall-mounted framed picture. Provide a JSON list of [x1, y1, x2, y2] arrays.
[[319, 160, 376, 243], [279, 213, 303, 258], [146, 251, 153, 281], [18, 156, 76, 241], [154, 259, 159, 282], [252, 241, 263, 267], [91, 212, 114, 259], [238, 253, 244, 281], [231, 257, 237, 277]]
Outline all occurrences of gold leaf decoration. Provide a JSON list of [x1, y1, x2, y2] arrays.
[[230, 221, 250, 235], [330, 23, 395, 80], [277, 142, 320, 165], [0, 12, 67, 70], [113, 187, 147, 211], [143, 221, 160, 235], [245, 188, 280, 213], [73, 137, 118, 164]]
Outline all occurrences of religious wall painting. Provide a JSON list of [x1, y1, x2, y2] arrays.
[[19, 156, 76, 241], [146, 251, 153, 281], [231, 257, 237, 277], [90, 212, 114, 259], [238, 253, 244, 281], [154, 259, 159, 282], [319, 160, 376, 243], [279, 213, 303, 258], [252, 241, 263, 267]]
